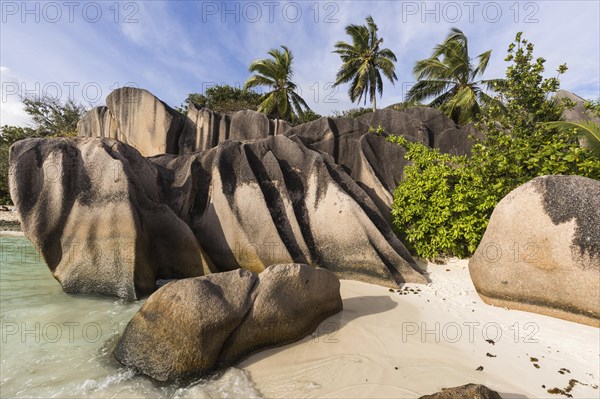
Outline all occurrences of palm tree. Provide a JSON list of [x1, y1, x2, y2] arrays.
[[244, 45, 311, 122], [406, 28, 504, 125], [333, 16, 398, 112]]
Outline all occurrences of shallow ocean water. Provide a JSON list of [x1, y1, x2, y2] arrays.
[[0, 234, 262, 398]]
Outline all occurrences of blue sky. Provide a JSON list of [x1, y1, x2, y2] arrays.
[[1, 0, 599, 126]]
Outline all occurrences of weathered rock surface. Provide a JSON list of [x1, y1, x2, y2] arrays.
[[114, 269, 258, 381], [152, 134, 425, 286], [556, 90, 600, 124], [105, 87, 188, 156], [178, 102, 231, 153], [177, 104, 291, 154], [79, 90, 291, 156], [114, 264, 342, 381], [218, 263, 344, 365], [78, 88, 478, 222], [469, 175, 600, 327], [9, 135, 425, 295], [8, 138, 210, 299], [284, 116, 406, 218], [284, 109, 479, 218], [419, 384, 503, 399], [358, 108, 430, 144], [229, 109, 290, 141], [398, 106, 457, 146], [435, 126, 479, 156], [77, 106, 118, 139]]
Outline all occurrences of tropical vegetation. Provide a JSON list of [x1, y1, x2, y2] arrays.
[[333, 15, 398, 112], [406, 28, 503, 125], [177, 85, 262, 114], [0, 96, 86, 204], [244, 45, 311, 122], [389, 32, 600, 259]]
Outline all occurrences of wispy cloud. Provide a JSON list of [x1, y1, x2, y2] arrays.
[[1, 0, 598, 125]]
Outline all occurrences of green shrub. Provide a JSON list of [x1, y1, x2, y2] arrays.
[[0, 96, 84, 204], [177, 85, 262, 114], [584, 99, 600, 118], [368, 124, 385, 135], [331, 107, 372, 118], [389, 32, 600, 259]]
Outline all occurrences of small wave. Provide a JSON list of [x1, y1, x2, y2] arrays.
[[174, 368, 263, 399], [76, 368, 137, 393]]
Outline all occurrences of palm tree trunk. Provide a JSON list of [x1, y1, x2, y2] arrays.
[[372, 95, 377, 112]]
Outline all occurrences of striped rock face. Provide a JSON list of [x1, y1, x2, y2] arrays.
[[9, 134, 426, 299], [9, 138, 210, 299]]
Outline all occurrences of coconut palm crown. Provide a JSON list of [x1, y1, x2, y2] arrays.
[[406, 28, 504, 125], [244, 45, 311, 122], [333, 16, 398, 112]]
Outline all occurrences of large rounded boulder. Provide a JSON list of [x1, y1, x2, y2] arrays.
[[113, 269, 258, 381], [113, 264, 342, 381], [106, 87, 188, 156], [8, 138, 210, 299], [469, 175, 600, 327], [218, 263, 343, 365]]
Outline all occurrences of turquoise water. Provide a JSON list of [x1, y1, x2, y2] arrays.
[[0, 235, 261, 398]]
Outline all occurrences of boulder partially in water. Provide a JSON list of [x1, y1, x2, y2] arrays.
[[114, 264, 342, 381], [9, 135, 425, 298], [114, 269, 257, 381], [8, 138, 210, 299]]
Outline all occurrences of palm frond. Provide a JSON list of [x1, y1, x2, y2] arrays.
[[545, 121, 600, 156], [410, 28, 499, 124], [473, 50, 492, 78], [406, 79, 452, 104], [332, 15, 396, 110], [245, 45, 309, 121]]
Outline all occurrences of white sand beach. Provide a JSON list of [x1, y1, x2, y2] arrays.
[[241, 261, 600, 398]]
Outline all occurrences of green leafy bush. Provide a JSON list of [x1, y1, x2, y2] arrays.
[[1, 126, 37, 204], [0, 143, 11, 205], [368, 124, 385, 135], [389, 32, 600, 259], [177, 85, 262, 114], [584, 99, 600, 118], [331, 107, 372, 118]]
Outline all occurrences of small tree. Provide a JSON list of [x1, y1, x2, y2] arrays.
[[177, 85, 262, 114], [0, 96, 85, 204], [331, 107, 373, 118], [22, 96, 85, 137]]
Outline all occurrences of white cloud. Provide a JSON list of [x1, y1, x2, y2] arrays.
[[0, 0, 597, 118], [0, 67, 32, 127], [0, 97, 31, 127]]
